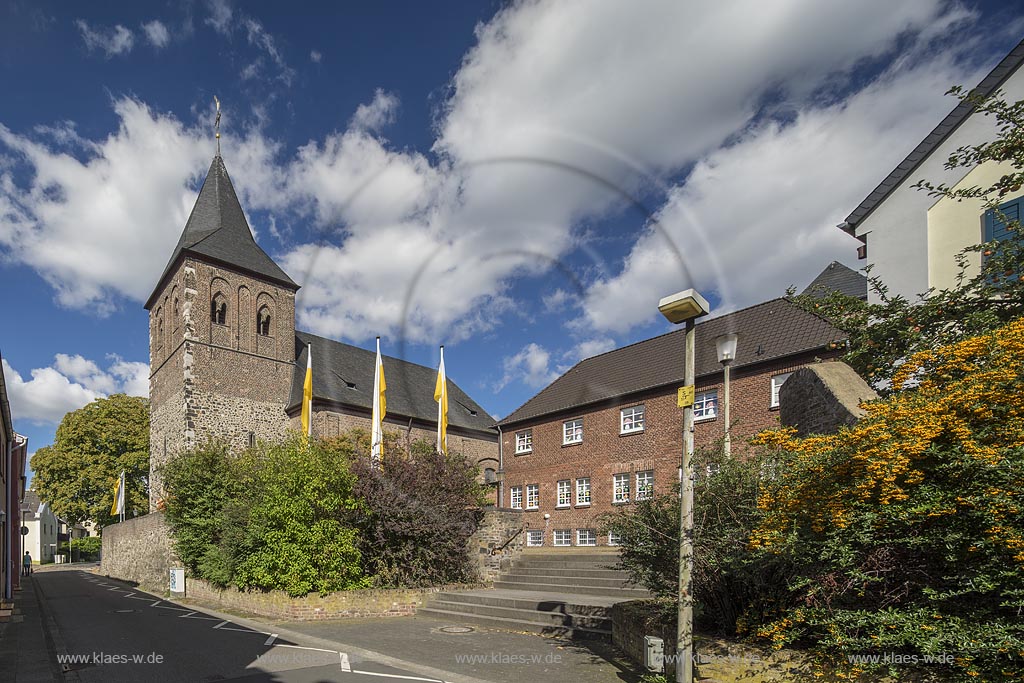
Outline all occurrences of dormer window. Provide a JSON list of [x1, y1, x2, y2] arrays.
[[257, 306, 271, 336], [211, 295, 227, 325]]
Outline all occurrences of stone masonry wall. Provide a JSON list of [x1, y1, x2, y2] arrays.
[[101, 512, 177, 594], [468, 509, 526, 582], [779, 362, 878, 436]]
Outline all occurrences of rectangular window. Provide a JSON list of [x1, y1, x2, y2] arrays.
[[526, 484, 539, 510], [771, 373, 793, 408], [510, 486, 522, 509], [620, 405, 645, 434], [526, 530, 544, 547], [613, 473, 630, 504], [608, 531, 622, 546], [694, 389, 718, 421], [636, 470, 654, 500], [575, 477, 591, 506], [563, 418, 583, 445], [983, 197, 1022, 285], [556, 480, 571, 508], [576, 529, 597, 546], [515, 429, 533, 454], [553, 529, 572, 546]]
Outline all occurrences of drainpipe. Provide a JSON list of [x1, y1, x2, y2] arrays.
[[495, 424, 504, 508], [4, 437, 11, 600]]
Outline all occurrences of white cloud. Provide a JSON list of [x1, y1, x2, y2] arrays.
[[351, 90, 400, 132], [76, 20, 135, 58], [141, 20, 170, 49], [242, 18, 294, 86], [496, 343, 560, 391], [310, 50, 322, 64], [2, 355, 147, 425], [573, 337, 615, 359], [205, 0, 232, 35]]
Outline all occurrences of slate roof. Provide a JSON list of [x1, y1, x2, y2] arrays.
[[21, 490, 45, 520], [842, 39, 1024, 234], [288, 332, 497, 436], [145, 155, 298, 309], [499, 298, 845, 426], [802, 261, 867, 300]]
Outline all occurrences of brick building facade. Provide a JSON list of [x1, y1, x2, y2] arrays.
[[146, 155, 498, 509], [497, 298, 845, 547]]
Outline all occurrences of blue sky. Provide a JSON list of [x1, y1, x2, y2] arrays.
[[1, 0, 1022, 481]]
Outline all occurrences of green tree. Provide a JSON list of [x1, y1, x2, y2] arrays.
[[31, 394, 149, 526], [790, 88, 1024, 389]]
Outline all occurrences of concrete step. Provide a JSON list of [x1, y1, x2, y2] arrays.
[[492, 580, 649, 599], [515, 557, 622, 569], [417, 606, 612, 641], [435, 591, 612, 617], [500, 573, 634, 589], [427, 599, 610, 630], [510, 567, 626, 579]]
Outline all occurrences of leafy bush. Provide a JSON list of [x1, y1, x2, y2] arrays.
[[68, 536, 102, 560]]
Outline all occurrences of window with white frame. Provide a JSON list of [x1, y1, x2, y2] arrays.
[[515, 429, 533, 454], [526, 483, 539, 509], [556, 480, 571, 508], [575, 477, 591, 506], [510, 486, 523, 509], [694, 389, 718, 421], [771, 373, 793, 408], [576, 529, 597, 546], [526, 530, 543, 547], [613, 473, 630, 504], [636, 470, 654, 500], [608, 531, 622, 546], [620, 405, 645, 434], [553, 529, 572, 546], [563, 418, 583, 445]]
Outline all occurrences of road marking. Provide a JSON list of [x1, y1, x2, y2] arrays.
[[151, 600, 163, 607], [276, 644, 337, 654], [213, 620, 228, 629], [180, 611, 197, 618], [351, 671, 445, 682], [264, 634, 278, 646], [153, 604, 193, 612], [340, 652, 351, 672]]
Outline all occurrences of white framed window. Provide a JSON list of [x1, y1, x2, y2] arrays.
[[636, 470, 654, 500], [608, 531, 622, 546], [526, 483, 539, 510], [563, 418, 583, 445], [553, 529, 572, 546], [556, 480, 571, 508], [576, 529, 597, 546], [694, 389, 718, 421], [515, 429, 533, 454], [771, 373, 792, 408], [620, 405, 645, 434], [613, 473, 630, 504], [510, 486, 523, 509], [575, 477, 591, 506], [526, 530, 544, 547]]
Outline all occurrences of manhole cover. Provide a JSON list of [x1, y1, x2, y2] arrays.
[[439, 626, 475, 634]]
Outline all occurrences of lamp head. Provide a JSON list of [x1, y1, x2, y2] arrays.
[[716, 333, 739, 364], [658, 289, 710, 324]]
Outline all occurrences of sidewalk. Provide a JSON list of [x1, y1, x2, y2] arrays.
[[0, 574, 63, 682]]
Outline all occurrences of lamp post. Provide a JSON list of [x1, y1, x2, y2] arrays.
[[715, 333, 738, 458], [658, 288, 710, 683]]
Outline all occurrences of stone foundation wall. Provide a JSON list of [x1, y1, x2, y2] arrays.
[[468, 509, 526, 582], [101, 512, 177, 594], [779, 362, 878, 436], [611, 600, 676, 676]]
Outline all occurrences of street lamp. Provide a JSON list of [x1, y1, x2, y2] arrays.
[[658, 288, 710, 683], [715, 333, 739, 458]]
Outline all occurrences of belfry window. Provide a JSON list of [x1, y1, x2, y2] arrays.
[[257, 306, 271, 336], [211, 295, 227, 325]]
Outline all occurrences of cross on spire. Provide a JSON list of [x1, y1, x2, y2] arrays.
[[214, 96, 221, 156]]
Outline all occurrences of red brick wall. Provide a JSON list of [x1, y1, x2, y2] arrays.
[[500, 354, 838, 546]]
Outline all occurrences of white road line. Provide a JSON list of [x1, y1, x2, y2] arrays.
[[213, 620, 228, 629], [151, 600, 162, 607], [122, 592, 135, 598], [351, 671, 445, 682], [217, 626, 264, 634], [264, 634, 278, 646], [153, 604, 193, 612], [275, 644, 338, 654], [340, 652, 351, 672], [179, 611, 197, 618]]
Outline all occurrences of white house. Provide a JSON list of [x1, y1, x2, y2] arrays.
[[841, 39, 1024, 303], [21, 490, 58, 564]]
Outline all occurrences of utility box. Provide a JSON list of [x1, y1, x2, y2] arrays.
[[169, 568, 185, 596], [644, 635, 665, 672]]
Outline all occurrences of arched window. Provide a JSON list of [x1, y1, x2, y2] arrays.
[[257, 306, 271, 336], [210, 294, 227, 325]]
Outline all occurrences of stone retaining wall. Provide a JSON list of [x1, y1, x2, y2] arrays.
[[469, 508, 525, 582], [100, 512, 176, 593], [611, 600, 675, 675], [779, 362, 878, 436]]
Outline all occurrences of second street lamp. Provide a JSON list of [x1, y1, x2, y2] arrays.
[[715, 333, 738, 458], [658, 288, 710, 683]]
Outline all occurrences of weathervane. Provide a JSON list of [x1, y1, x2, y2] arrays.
[[214, 96, 221, 156]]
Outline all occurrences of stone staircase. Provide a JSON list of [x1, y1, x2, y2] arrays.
[[420, 550, 649, 639]]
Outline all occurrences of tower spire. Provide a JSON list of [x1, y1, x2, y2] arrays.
[[214, 96, 221, 156]]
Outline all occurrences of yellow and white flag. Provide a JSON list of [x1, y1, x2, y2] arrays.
[[300, 343, 313, 437], [110, 470, 125, 517], [434, 345, 448, 455], [371, 336, 387, 465]]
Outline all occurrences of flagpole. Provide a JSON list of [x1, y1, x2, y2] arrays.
[[434, 345, 448, 456]]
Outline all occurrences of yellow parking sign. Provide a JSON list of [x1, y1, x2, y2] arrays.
[[677, 386, 694, 408]]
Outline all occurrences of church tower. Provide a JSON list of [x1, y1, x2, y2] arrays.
[[145, 155, 299, 509]]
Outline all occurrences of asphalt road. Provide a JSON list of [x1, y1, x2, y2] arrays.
[[35, 570, 458, 683]]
